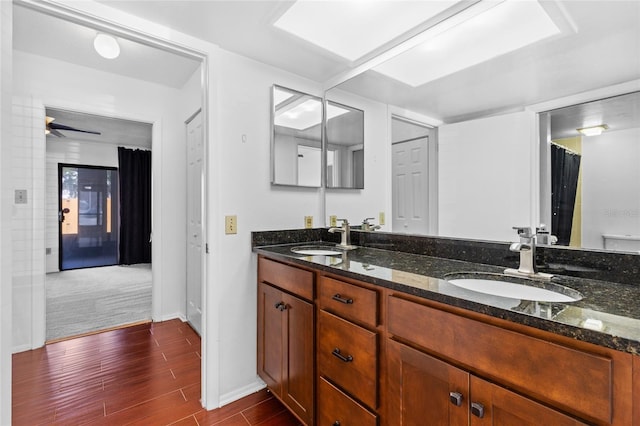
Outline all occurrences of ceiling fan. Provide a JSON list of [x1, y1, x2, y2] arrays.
[[46, 116, 101, 137]]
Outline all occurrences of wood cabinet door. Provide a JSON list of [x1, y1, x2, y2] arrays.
[[257, 282, 283, 395], [283, 292, 314, 425], [469, 375, 588, 426], [387, 339, 469, 426]]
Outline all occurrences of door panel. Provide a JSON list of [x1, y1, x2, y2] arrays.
[[59, 165, 118, 270], [392, 137, 429, 234], [186, 111, 203, 334]]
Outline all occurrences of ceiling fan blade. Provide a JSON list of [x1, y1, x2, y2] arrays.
[[49, 128, 65, 137], [49, 122, 101, 135]]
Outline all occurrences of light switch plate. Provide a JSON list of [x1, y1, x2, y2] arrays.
[[329, 215, 337, 227], [225, 215, 237, 234], [304, 216, 313, 229], [15, 189, 27, 204], [379, 211, 385, 226]]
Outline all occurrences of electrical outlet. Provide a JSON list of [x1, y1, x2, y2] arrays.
[[329, 215, 337, 227], [379, 211, 385, 226], [304, 216, 313, 229], [225, 215, 237, 234]]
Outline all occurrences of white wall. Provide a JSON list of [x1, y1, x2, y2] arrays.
[[0, 1, 13, 422], [12, 50, 190, 349], [438, 111, 536, 242], [211, 48, 324, 401], [324, 88, 390, 229], [582, 127, 640, 249]]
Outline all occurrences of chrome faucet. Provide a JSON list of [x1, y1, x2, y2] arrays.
[[505, 226, 553, 281], [361, 217, 381, 232], [328, 218, 356, 250]]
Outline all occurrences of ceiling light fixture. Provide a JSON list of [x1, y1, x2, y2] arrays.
[[577, 124, 608, 137], [373, 0, 563, 87], [94, 33, 120, 59], [273, 0, 458, 61]]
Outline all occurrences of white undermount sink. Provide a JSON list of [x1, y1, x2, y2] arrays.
[[446, 274, 583, 303], [291, 245, 343, 256]]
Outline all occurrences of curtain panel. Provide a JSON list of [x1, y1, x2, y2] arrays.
[[118, 147, 152, 265]]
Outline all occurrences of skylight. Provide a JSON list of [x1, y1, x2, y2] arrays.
[[373, 0, 562, 87], [273, 0, 458, 61]]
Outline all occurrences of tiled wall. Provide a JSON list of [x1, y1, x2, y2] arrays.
[[11, 95, 46, 351]]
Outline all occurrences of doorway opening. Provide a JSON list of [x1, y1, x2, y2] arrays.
[[59, 164, 118, 270]]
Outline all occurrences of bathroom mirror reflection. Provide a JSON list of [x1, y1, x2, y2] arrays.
[[271, 85, 323, 187], [325, 101, 364, 189], [539, 91, 640, 253], [323, 0, 640, 253]]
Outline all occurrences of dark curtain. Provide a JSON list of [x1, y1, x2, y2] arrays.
[[551, 144, 581, 246], [118, 147, 152, 265]]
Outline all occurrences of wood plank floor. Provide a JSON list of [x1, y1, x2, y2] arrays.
[[12, 319, 301, 425]]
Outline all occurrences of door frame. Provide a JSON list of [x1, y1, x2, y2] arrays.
[[20, 0, 213, 409]]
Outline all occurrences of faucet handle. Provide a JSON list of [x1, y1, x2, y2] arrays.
[[512, 226, 533, 238], [337, 218, 349, 226], [362, 217, 375, 225]]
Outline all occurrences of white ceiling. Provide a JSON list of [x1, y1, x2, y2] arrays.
[[12, 0, 640, 138]]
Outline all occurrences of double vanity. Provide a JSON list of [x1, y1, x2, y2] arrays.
[[253, 228, 640, 425]]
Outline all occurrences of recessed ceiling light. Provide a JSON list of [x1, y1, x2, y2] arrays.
[[273, 0, 458, 61], [577, 124, 608, 137], [373, 0, 562, 87], [94, 33, 120, 59]]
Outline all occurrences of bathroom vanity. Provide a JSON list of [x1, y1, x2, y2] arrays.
[[254, 230, 640, 426]]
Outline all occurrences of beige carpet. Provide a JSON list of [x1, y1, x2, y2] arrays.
[[46, 264, 152, 341]]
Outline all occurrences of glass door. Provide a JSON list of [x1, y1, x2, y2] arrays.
[[59, 164, 119, 270]]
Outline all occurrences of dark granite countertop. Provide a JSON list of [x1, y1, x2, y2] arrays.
[[253, 241, 640, 355]]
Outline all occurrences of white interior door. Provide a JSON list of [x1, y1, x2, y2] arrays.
[[392, 137, 429, 234], [186, 111, 203, 335]]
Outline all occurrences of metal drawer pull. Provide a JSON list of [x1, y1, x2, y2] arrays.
[[471, 402, 485, 418], [332, 294, 354, 304], [449, 391, 463, 407], [332, 348, 353, 363], [274, 302, 286, 311]]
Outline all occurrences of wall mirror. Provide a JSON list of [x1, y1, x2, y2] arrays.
[[323, 0, 640, 253], [271, 85, 323, 187], [325, 100, 364, 189], [539, 91, 640, 253]]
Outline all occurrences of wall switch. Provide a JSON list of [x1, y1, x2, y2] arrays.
[[15, 189, 27, 204], [225, 215, 237, 234], [379, 211, 386, 226], [329, 215, 337, 227], [304, 216, 313, 229]]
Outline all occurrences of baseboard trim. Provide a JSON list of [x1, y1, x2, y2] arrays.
[[219, 379, 267, 407]]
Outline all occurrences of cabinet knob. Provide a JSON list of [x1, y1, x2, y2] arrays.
[[331, 348, 353, 363], [274, 302, 286, 311], [332, 422, 341, 426], [471, 402, 485, 418], [449, 391, 463, 407], [332, 294, 354, 304]]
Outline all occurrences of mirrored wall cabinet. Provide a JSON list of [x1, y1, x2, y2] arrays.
[[271, 85, 365, 189], [271, 85, 323, 187]]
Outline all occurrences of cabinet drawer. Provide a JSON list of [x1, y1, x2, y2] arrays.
[[318, 310, 378, 409], [319, 276, 378, 328], [258, 256, 313, 300], [388, 295, 615, 424], [318, 377, 377, 426]]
